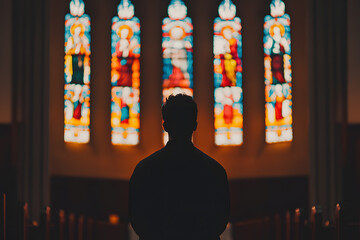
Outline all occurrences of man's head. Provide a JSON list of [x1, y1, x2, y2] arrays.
[[162, 94, 198, 140]]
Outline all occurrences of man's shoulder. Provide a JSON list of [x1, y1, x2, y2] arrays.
[[130, 148, 166, 183], [134, 148, 166, 170], [193, 146, 227, 174], [132, 145, 227, 177]]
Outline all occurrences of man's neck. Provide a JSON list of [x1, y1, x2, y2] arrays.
[[168, 136, 192, 142]]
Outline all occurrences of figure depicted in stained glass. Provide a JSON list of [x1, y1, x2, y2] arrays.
[[111, 87, 140, 145], [214, 0, 243, 146], [163, 26, 192, 88], [64, 0, 91, 143], [112, 21, 140, 87], [111, 0, 140, 145], [265, 25, 290, 85], [264, 0, 292, 143], [162, 0, 193, 90], [214, 87, 243, 146], [65, 84, 90, 122]]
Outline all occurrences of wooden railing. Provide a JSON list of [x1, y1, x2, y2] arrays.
[[1, 196, 359, 240], [232, 204, 359, 240]]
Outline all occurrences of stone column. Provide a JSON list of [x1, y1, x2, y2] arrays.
[[308, 0, 347, 222], [12, 0, 50, 221]]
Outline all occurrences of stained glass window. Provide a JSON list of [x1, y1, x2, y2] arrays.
[[64, 0, 91, 143], [111, 0, 140, 145], [162, 0, 193, 143], [213, 0, 243, 146], [264, 0, 292, 143]]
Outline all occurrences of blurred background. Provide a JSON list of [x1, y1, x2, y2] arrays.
[[0, 0, 359, 239]]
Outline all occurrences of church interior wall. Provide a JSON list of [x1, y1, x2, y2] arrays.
[[347, 0, 360, 124], [344, 0, 360, 218], [49, 0, 309, 180], [0, 0, 12, 124], [0, 0, 13, 171]]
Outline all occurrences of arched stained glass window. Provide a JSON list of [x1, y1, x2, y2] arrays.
[[111, 0, 140, 145], [64, 0, 91, 143], [214, 0, 243, 146], [264, 0, 292, 143], [162, 0, 193, 143]]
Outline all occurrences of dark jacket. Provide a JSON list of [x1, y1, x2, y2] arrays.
[[129, 140, 230, 240]]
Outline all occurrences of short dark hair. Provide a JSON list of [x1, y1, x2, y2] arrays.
[[162, 94, 198, 139]]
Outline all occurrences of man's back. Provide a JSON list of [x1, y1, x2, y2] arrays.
[[129, 140, 230, 240]]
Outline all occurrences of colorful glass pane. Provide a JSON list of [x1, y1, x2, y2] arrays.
[[111, 0, 140, 145], [162, 0, 193, 144], [214, 0, 243, 146], [264, 0, 293, 143], [64, 0, 91, 143]]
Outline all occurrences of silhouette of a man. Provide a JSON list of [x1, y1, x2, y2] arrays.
[[129, 94, 230, 240]]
